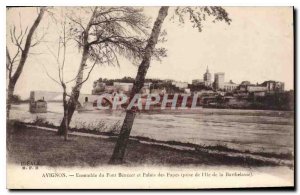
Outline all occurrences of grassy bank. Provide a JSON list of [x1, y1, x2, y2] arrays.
[[14, 119, 294, 161], [7, 121, 292, 167]]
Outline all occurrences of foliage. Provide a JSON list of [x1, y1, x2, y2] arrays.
[[107, 121, 122, 134], [67, 7, 167, 67], [73, 120, 121, 134], [33, 116, 48, 126], [10, 95, 22, 103], [171, 6, 231, 32]]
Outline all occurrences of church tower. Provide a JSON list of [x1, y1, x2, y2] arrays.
[[203, 66, 212, 86]]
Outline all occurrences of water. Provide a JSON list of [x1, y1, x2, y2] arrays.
[[10, 103, 294, 154]]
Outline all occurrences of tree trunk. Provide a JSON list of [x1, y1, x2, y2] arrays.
[[109, 6, 169, 164], [6, 83, 15, 119], [57, 99, 76, 135], [61, 89, 69, 141], [62, 103, 69, 141], [6, 8, 45, 120]]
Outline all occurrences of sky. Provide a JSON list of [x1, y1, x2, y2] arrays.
[[6, 7, 294, 99]]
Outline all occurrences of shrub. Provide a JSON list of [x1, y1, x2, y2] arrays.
[[108, 121, 121, 134]]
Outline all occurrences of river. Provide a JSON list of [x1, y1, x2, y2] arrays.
[[10, 102, 294, 155]]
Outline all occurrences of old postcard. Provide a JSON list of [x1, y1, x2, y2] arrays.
[[6, 6, 294, 189]]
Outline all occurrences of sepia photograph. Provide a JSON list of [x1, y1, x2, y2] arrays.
[[5, 5, 294, 189]]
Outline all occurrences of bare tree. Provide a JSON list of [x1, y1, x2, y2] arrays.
[[43, 19, 84, 141], [57, 7, 166, 136], [6, 7, 46, 119], [109, 6, 232, 164]]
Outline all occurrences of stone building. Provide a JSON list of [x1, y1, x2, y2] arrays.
[[261, 80, 285, 92], [92, 81, 106, 95], [214, 72, 225, 90], [223, 80, 238, 92], [172, 81, 189, 89]]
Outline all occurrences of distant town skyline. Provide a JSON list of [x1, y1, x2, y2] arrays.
[[92, 66, 286, 86], [7, 7, 294, 99]]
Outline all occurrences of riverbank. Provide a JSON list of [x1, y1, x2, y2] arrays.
[[7, 121, 293, 168]]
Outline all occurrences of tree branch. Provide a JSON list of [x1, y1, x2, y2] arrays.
[[42, 64, 61, 86]]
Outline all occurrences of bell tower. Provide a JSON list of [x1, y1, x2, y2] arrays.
[[203, 66, 211, 83]]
